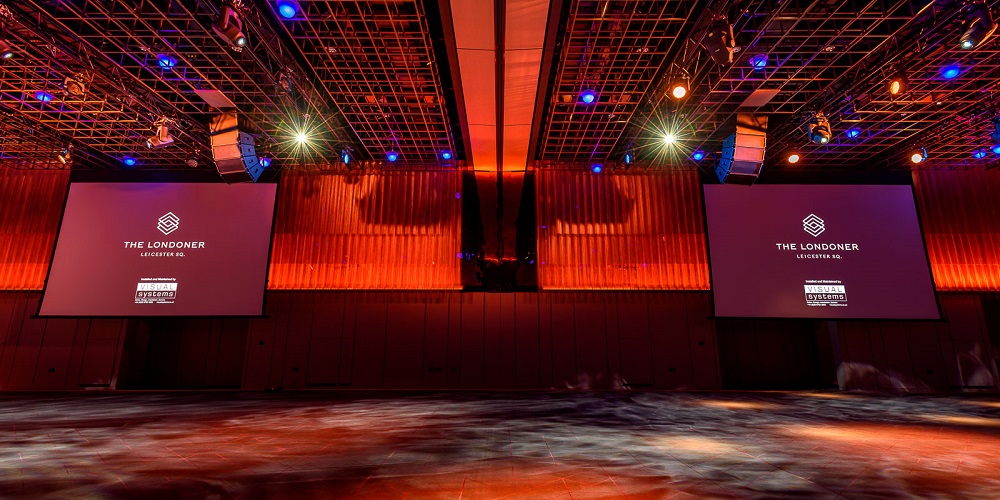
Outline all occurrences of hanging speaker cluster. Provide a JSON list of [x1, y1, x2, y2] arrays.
[[209, 112, 264, 183], [715, 113, 767, 185]]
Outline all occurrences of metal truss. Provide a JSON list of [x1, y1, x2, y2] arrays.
[[267, 0, 460, 165], [535, 0, 702, 163]]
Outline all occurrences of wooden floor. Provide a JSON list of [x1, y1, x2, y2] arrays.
[[1, 391, 999, 498]]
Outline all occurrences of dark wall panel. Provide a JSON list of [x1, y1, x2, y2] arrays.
[[833, 294, 998, 391], [0, 293, 125, 390], [233, 291, 724, 390]]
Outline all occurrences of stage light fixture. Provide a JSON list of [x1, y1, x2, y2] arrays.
[[974, 149, 988, 158], [440, 149, 452, 160], [57, 145, 73, 165], [591, 163, 603, 173], [887, 71, 908, 95], [341, 148, 352, 165], [990, 117, 1000, 142], [663, 133, 677, 145], [123, 156, 137, 166], [276, 0, 299, 19], [749, 54, 768, 70], [669, 80, 688, 99], [295, 132, 308, 144], [624, 149, 633, 165], [692, 150, 706, 161], [186, 157, 199, 168], [960, 3, 997, 50], [580, 89, 597, 104], [993, 144, 1000, 155], [63, 73, 89, 98], [34, 91, 54, 103], [941, 65, 961, 79], [0, 40, 13, 60], [846, 127, 861, 138], [806, 111, 832, 145], [700, 15, 736, 65], [910, 148, 927, 163], [146, 120, 175, 149], [787, 151, 801, 164], [260, 157, 272, 167], [386, 150, 398, 162], [212, 6, 248, 49], [156, 54, 177, 70]]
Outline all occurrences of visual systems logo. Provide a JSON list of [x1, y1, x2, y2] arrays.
[[157, 212, 179, 235], [803, 214, 825, 237]]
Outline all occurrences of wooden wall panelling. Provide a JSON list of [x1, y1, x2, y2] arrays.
[[307, 293, 346, 386], [498, 294, 517, 387], [482, 293, 503, 388], [351, 297, 389, 387], [548, 293, 577, 389], [648, 294, 694, 389], [383, 300, 426, 388], [574, 294, 610, 389], [422, 295, 451, 387], [281, 292, 317, 389], [446, 293, 464, 386], [514, 293, 541, 388], [459, 293, 485, 388], [244, 293, 285, 390], [616, 295, 653, 387], [685, 293, 721, 390]]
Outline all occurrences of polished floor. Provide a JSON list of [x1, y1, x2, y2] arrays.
[[1, 391, 999, 499]]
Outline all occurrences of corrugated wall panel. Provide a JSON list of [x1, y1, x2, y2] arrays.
[[268, 170, 462, 289], [914, 169, 1000, 291], [0, 169, 69, 290], [536, 169, 710, 290]]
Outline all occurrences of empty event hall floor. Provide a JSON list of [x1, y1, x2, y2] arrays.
[[2, 391, 1000, 499]]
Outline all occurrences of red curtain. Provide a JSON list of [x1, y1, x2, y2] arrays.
[[267, 170, 462, 290], [914, 169, 1000, 291], [536, 169, 710, 290], [0, 168, 69, 290]]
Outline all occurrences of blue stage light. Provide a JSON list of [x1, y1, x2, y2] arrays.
[[993, 144, 1000, 155], [749, 54, 767, 70], [974, 149, 988, 159], [692, 150, 706, 161], [591, 163, 602, 173], [846, 127, 861, 138], [34, 91, 54, 102], [123, 156, 137, 166], [156, 54, 177, 70], [260, 157, 272, 167], [440, 149, 452, 160], [942, 65, 961, 79], [386, 151, 398, 162], [580, 90, 596, 104], [276, 0, 298, 18]]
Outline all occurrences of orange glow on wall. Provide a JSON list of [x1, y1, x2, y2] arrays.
[[267, 170, 462, 290], [536, 169, 710, 290], [0, 169, 69, 290], [914, 169, 1000, 291]]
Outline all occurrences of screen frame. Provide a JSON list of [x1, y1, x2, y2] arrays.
[[36, 180, 280, 319], [700, 180, 942, 321]]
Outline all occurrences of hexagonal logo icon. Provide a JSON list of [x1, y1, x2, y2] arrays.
[[802, 214, 825, 238], [157, 212, 179, 235]]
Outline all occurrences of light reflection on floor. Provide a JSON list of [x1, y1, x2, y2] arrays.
[[0, 392, 998, 498]]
